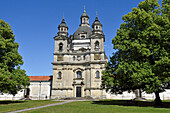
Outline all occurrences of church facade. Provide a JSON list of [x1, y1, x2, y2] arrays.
[[51, 9, 108, 99]]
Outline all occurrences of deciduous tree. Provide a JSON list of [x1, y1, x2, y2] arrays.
[[102, 0, 170, 105], [0, 19, 29, 95]]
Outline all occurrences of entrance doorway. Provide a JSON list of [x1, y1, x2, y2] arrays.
[[76, 87, 81, 97]]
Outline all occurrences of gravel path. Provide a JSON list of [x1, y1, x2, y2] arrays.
[[6, 100, 75, 113]]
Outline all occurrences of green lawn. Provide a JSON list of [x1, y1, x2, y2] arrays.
[[0, 100, 61, 113], [25, 100, 170, 113]]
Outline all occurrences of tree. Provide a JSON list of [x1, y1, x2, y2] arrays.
[[102, 0, 170, 105], [0, 19, 30, 95]]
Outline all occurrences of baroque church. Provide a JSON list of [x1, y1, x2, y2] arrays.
[[1, 9, 170, 100], [51, 8, 108, 99]]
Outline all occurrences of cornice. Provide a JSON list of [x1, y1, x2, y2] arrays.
[[52, 60, 106, 65], [53, 51, 105, 55]]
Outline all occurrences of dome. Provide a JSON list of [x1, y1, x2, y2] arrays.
[[80, 8, 89, 19], [58, 18, 68, 29], [73, 26, 92, 39], [92, 17, 102, 28], [81, 12, 89, 18]]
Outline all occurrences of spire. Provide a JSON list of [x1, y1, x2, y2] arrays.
[[63, 12, 64, 19], [84, 6, 86, 13], [95, 11, 99, 21]]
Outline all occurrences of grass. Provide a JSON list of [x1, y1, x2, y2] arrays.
[[0, 100, 170, 113], [0, 100, 61, 113], [25, 100, 170, 113]]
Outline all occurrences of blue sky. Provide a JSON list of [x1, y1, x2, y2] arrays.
[[0, 0, 162, 76]]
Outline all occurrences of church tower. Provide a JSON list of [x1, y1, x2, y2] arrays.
[[80, 8, 90, 27], [51, 9, 107, 99]]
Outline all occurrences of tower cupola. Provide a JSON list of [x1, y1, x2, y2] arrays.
[[92, 13, 103, 35], [80, 8, 90, 27], [57, 16, 69, 37]]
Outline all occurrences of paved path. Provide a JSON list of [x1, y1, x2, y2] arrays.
[[7, 100, 75, 113]]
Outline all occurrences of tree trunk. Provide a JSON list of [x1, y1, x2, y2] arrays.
[[139, 89, 142, 98], [154, 91, 162, 105]]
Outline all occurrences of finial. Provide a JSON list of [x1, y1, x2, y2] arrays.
[[63, 12, 64, 19], [61, 13, 65, 23], [96, 10, 98, 17], [84, 6, 86, 13]]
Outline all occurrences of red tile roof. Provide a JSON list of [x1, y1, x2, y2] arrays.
[[29, 76, 51, 81]]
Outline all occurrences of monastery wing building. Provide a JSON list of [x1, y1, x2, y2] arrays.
[[51, 9, 108, 99]]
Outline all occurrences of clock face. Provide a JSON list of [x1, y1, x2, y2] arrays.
[[77, 56, 81, 61]]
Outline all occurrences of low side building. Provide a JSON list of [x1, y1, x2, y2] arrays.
[[0, 76, 52, 100], [28, 76, 52, 100]]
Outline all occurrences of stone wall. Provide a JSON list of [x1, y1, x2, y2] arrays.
[[106, 89, 170, 100]]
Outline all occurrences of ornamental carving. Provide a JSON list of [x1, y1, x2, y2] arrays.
[[94, 54, 101, 60], [57, 55, 63, 61]]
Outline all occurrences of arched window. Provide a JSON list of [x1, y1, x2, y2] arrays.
[[95, 41, 99, 49], [96, 71, 100, 78], [73, 56, 75, 61], [81, 35, 85, 39], [96, 26, 98, 29], [59, 43, 63, 51], [58, 72, 62, 79], [77, 71, 82, 78]]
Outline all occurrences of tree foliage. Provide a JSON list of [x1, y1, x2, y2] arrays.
[[102, 0, 170, 103], [0, 19, 29, 95]]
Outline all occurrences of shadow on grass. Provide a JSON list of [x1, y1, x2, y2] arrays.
[[92, 100, 170, 108], [0, 100, 26, 105]]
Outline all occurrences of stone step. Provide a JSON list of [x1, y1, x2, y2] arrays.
[[60, 96, 94, 100]]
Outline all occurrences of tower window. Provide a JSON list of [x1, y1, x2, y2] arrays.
[[83, 18, 86, 23], [59, 43, 63, 51], [73, 56, 75, 61], [96, 71, 100, 78], [77, 71, 82, 78], [83, 55, 86, 60], [96, 26, 98, 29], [95, 41, 99, 49], [58, 72, 62, 79]]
